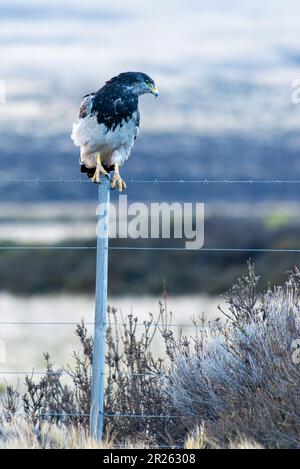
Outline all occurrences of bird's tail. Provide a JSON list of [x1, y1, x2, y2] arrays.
[[80, 164, 95, 180], [80, 163, 115, 181]]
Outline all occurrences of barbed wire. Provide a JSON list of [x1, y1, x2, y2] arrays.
[[104, 413, 183, 419], [0, 177, 300, 184], [0, 246, 299, 252], [0, 321, 196, 327], [110, 247, 300, 252], [0, 370, 164, 377], [0, 371, 68, 375], [12, 412, 184, 419], [0, 246, 95, 250]]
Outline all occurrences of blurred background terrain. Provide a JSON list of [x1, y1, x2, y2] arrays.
[[0, 0, 300, 375]]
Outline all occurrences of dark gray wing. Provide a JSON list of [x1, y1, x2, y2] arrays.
[[78, 93, 96, 118], [92, 83, 139, 131]]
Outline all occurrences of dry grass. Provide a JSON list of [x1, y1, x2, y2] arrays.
[[0, 418, 112, 449], [184, 425, 263, 450], [0, 418, 263, 449]]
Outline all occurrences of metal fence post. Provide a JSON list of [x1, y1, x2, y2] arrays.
[[90, 176, 110, 441]]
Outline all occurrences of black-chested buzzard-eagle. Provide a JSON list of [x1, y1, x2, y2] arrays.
[[71, 71, 159, 192]]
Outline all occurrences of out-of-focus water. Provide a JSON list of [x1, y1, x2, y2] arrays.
[[0, 293, 226, 385]]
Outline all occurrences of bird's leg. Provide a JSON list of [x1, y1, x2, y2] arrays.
[[111, 163, 127, 192], [92, 153, 108, 183]]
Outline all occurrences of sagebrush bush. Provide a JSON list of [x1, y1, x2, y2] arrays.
[[168, 262, 300, 448]]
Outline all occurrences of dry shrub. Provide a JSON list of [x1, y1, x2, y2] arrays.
[[168, 262, 300, 449], [104, 307, 186, 446], [1, 303, 186, 447]]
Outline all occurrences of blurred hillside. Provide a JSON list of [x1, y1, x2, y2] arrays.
[[1, 131, 300, 203], [1, 0, 300, 204], [0, 211, 300, 295]]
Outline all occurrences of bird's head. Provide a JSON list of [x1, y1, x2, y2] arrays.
[[116, 72, 159, 97]]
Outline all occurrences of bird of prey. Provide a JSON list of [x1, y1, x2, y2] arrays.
[[71, 71, 159, 192]]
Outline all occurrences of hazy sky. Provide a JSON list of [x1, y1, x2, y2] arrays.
[[0, 0, 300, 137]]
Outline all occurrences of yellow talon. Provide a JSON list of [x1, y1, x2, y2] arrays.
[[92, 153, 108, 183], [111, 163, 126, 192]]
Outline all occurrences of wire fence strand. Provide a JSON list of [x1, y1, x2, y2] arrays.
[[0, 321, 195, 326], [0, 246, 299, 252], [1, 177, 300, 184], [11, 412, 184, 419], [0, 370, 165, 377]]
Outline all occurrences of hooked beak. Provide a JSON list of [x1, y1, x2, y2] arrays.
[[149, 84, 159, 98]]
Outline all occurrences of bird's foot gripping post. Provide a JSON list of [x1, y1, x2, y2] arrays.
[[90, 175, 110, 441], [92, 153, 109, 183], [111, 163, 127, 192]]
